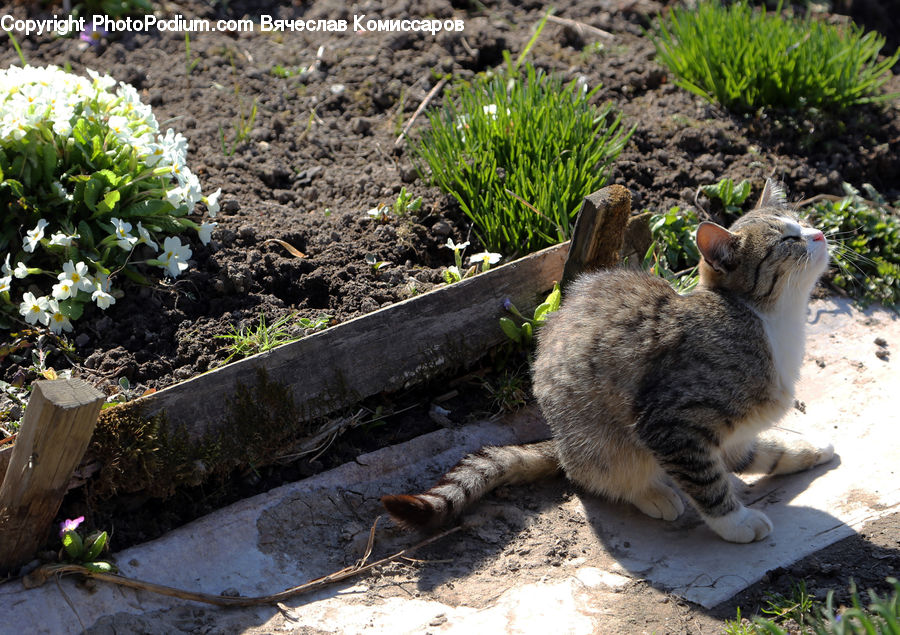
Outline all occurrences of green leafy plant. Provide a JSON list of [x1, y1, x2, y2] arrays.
[[184, 33, 201, 76], [0, 65, 220, 333], [500, 282, 561, 346], [412, 62, 632, 257], [58, 516, 117, 573], [440, 237, 501, 284], [392, 187, 423, 217], [643, 206, 701, 294], [364, 253, 390, 272], [807, 184, 900, 307], [650, 0, 899, 113], [701, 177, 752, 217]]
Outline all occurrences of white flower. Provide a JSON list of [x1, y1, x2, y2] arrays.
[[60, 260, 94, 293], [483, 104, 498, 117], [23, 219, 49, 253], [13, 262, 29, 279], [1, 254, 10, 277], [158, 236, 192, 278], [205, 188, 222, 218], [135, 222, 157, 250], [92, 288, 115, 310], [468, 251, 502, 266], [443, 238, 470, 252], [110, 217, 138, 251], [106, 114, 131, 142], [46, 299, 73, 333], [197, 221, 217, 246], [52, 278, 75, 300], [49, 232, 78, 247], [0, 275, 10, 294], [19, 291, 50, 325]]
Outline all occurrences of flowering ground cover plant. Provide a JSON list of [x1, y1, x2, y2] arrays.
[[0, 64, 220, 332]]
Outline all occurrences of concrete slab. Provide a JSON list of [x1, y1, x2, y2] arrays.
[[2, 297, 897, 633]]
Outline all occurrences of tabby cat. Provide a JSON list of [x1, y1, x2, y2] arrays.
[[382, 181, 834, 543]]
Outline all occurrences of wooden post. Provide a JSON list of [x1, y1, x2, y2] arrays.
[[562, 184, 632, 285], [0, 379, 104, 574]]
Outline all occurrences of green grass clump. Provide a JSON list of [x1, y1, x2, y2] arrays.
[[412, 63, 632, 258], [808, 184, 900, 308], [650, 0, 899, 113], [726, 578, 900, 635]]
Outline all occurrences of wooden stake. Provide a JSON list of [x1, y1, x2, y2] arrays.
[[0, 379, 104, 574], [562, 184, 632, 285]]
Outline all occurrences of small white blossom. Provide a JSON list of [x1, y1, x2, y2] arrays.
[[23, 219, 49, 253], [19, 291, 50, 325], [158, 236, 192, 278], [92, 288, 115, 310], [1, 254, 10, 277], [468, 251, 502, 266], [60, 260, 94, 293], [443, 238, 470, 252], [46, 299, 73, 333], [135, 222, 158, 250], [49, 232, 78, 247], [205, 188, 222, 218], [13, 262, 29, 279], [52, 278, 75, 300], [197, 221, 217, 246], [0, 275, 10, 294], [110, 217, 138, 251]]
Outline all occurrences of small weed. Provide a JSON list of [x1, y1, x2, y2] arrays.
[[364, 254, 390, 273], [649, 0, 899, 113], [393, 187, 423, 217], [184, 33, 200, 76], [215, 311, 330, 364], [643, 206, 701, 294], [481, 367, 529, 413], [732, 578, 900, 635], [500, 282, 561, 346], [701, 177, 753, 217], [219, 51, 259, 155], [807, 184, 900, 307]]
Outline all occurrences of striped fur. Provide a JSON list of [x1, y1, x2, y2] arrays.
[[384, 181, 834, 542]]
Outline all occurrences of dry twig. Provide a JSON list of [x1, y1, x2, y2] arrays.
[[546, 15, 614, 41], [22, 518, 462, 608], [394, 77, 448, 147]]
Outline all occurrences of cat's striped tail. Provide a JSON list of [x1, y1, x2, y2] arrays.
[[381, 440, 560, 530]]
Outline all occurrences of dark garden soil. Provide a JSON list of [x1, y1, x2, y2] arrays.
[[2, 0, 899, 627], [0, 0, 897, 397]]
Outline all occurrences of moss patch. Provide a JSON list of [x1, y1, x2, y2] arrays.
[[86, 369, 312, 500]]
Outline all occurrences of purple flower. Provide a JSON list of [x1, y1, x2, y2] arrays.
[[80, 25, 107, 47], [59, 516, 84, 536], [503, 298, 513, 311]]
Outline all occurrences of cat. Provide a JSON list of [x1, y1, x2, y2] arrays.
[[382, 180, 834, 543]]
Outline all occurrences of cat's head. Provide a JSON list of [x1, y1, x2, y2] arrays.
[[695, 180, 829, 310]]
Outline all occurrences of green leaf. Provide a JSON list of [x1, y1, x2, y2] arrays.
[[59, 299, 84, 321], [499, 316, 522, 343], [98, 189, 121, 214], [83, 530, 108, 561], [521, 322, 533, 345], [545, 282, 561, 312], [83, 561, 117, 573], [121, 199, 174, 217], [78, 220, 95, 250], [62, 530, 84, 559], [532, 301, 552, 323], [83, 174, 104, 212]]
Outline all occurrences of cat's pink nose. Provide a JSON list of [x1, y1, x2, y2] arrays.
[[811, 230, 825, 242]]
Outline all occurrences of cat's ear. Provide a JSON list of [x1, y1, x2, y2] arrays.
[[696, 221, 737, 273], [757, 179, 787, 209]]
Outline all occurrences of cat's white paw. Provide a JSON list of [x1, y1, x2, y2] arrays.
[[705, 506, 773, 543], [633, 483, 685, 521], [813, 442, 835, 466]]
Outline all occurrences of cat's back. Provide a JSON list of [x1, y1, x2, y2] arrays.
[[533, 268, 769, 404]]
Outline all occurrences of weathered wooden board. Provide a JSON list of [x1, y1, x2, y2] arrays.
[[139, 241, 568, 440]]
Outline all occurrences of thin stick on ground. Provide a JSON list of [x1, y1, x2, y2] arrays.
[[394, 76, 448, 147], [546, 15, 614, 41], [22, 518, 462, 608]]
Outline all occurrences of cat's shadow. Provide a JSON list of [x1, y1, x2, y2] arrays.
[[406, 451, 897, 610]]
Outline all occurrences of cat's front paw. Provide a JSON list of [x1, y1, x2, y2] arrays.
[[705, 506, 772, 543], [632, 483, 685, 521], [812, 442, 835, 467]]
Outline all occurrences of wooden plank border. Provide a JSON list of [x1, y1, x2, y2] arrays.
[[138, 241, 568, 440]]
